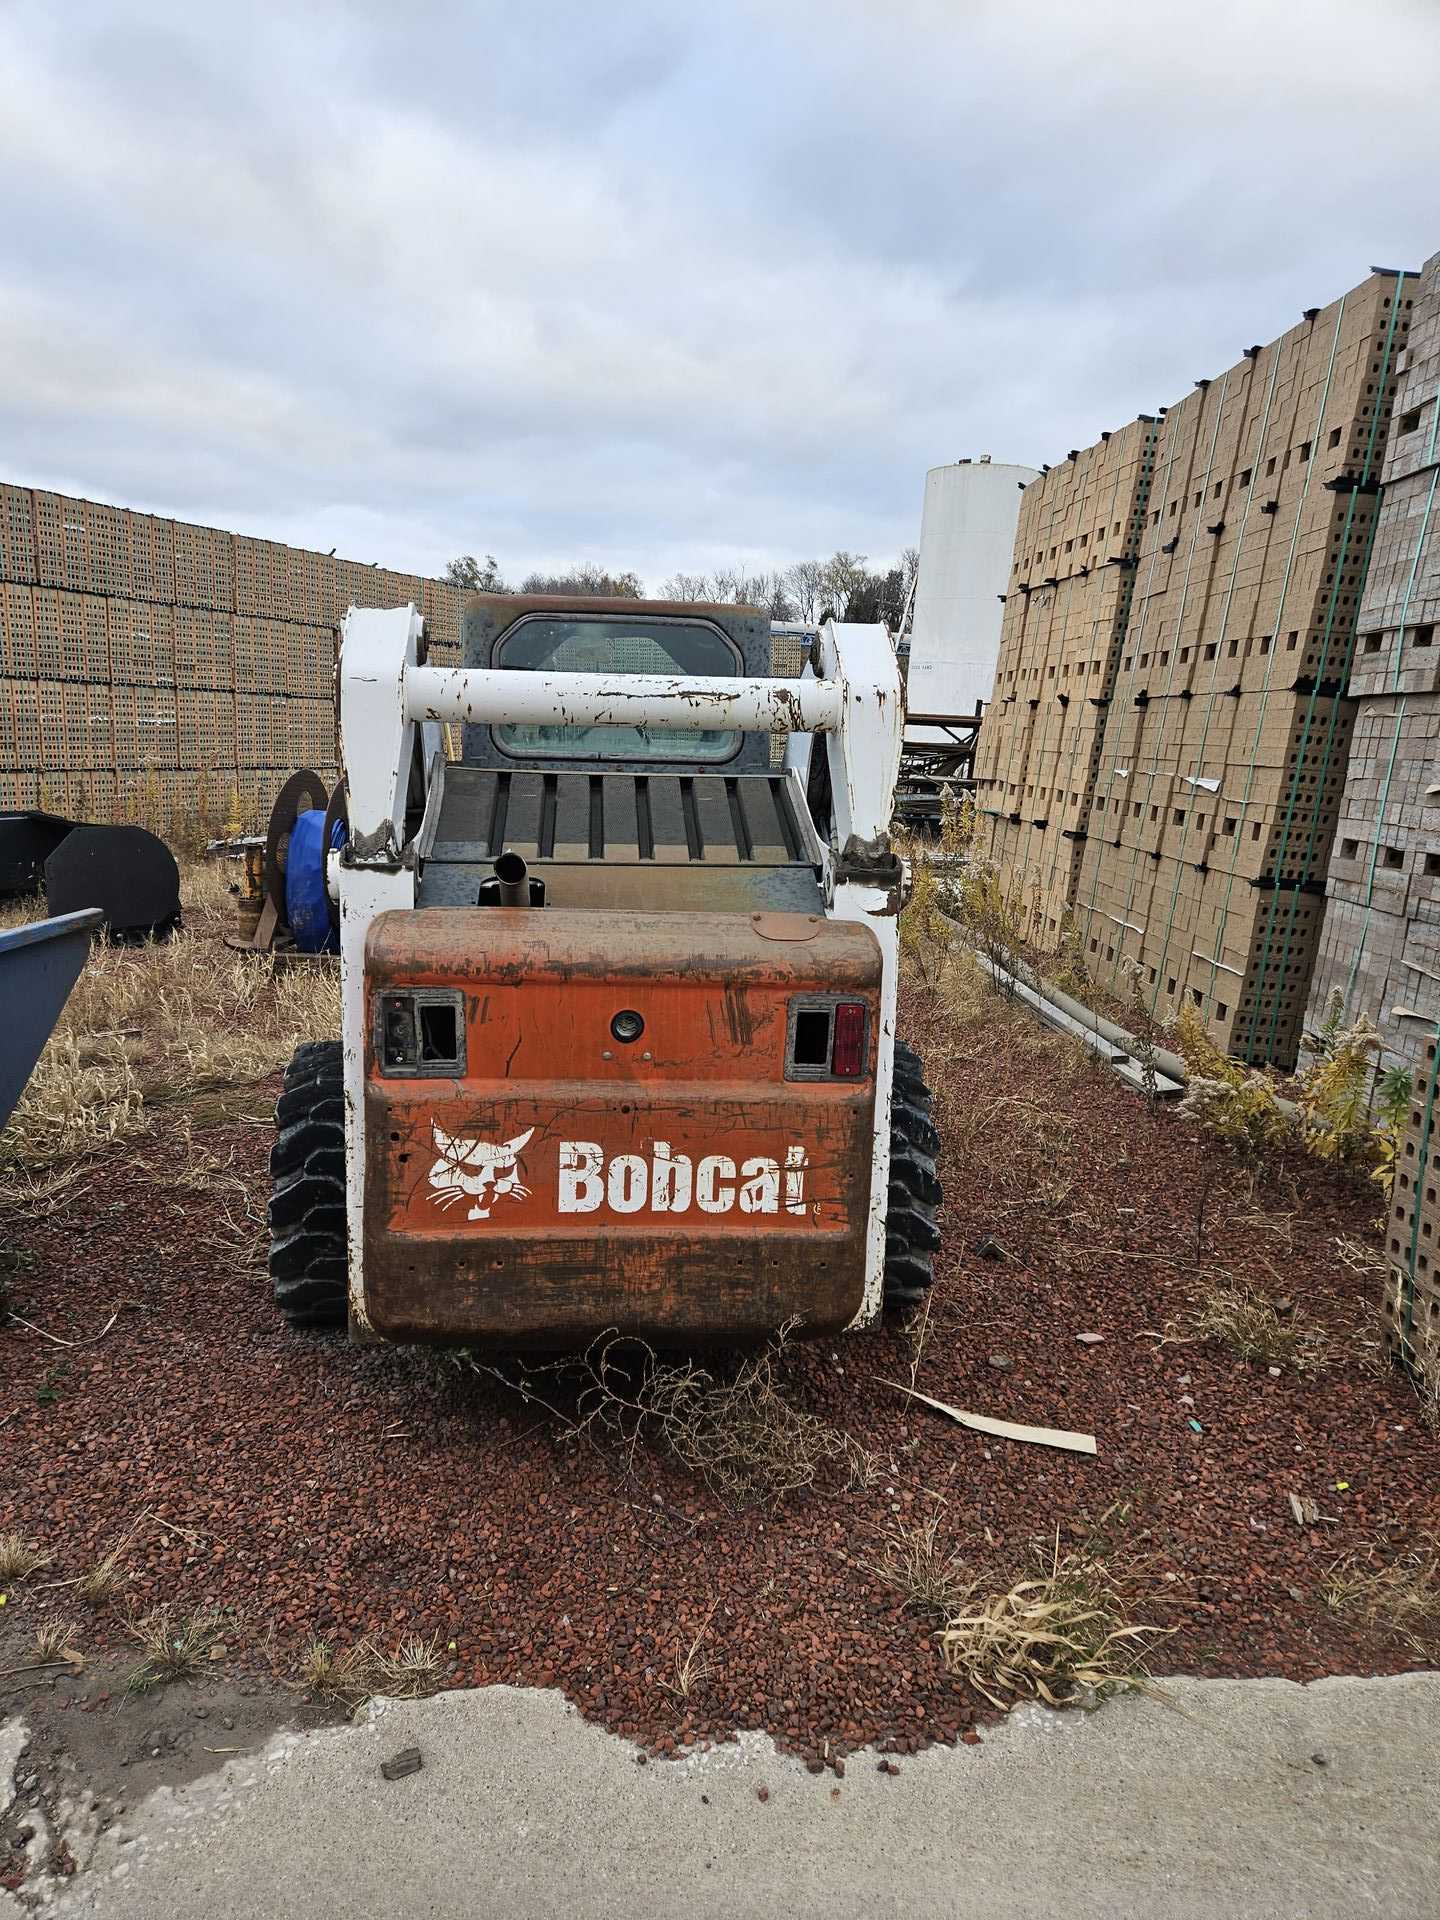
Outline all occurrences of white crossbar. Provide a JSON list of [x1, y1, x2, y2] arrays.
[[405, 665, 844, 734]]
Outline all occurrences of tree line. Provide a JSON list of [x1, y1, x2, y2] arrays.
[[444, 549, 919, 627]]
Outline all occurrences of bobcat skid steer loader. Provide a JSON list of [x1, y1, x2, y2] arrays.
[[268, 593, 941, 1344]]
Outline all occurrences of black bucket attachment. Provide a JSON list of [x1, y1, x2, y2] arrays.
[[45, 825, 182, 940], [0, 811, 76, 898], [0, 908, 105, 1129]]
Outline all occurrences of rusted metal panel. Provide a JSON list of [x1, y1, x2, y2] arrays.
[[361, 909, 880, 1343]]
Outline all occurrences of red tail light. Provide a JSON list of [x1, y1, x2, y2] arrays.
[[830, 1001, 867, 1078]]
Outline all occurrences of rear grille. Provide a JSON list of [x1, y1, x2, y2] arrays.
[[432, 768, 812, 867]]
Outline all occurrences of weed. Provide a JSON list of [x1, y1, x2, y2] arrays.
[[1051, 914, 1091, 997], [956, 859, 1030, 993], [79, 1526, 140, 1608], [1171, 1278, 1330, 1375], [899, 856, 955, 988], [1121, 959, 1160, 1104], [939, 1535, 1172, 1709], [1370, 1066, 1414, 1204], [1322, 1536, 1440, 1656], [1176, 1050, 1288, 1161], [1297, 1011, 1381, 1164], [657, 1601, 720, 1700], [863, 1512, 970, 1618], [471, 1321, 874, 1507], [32, 1619, 80, 1663], [298, 1632, 444, 1709], [0, 1533, 51, 1582], [126, 1605, 228, 1692], [1410, 1372, 1440, 1437]]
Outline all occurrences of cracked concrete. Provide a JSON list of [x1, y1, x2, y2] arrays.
[[5, 1672, 1438, 1918]]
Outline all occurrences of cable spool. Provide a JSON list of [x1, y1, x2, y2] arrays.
[[285, 808, 343, 953], [263, 768, 327, 944], [321, 779, 348, 932]]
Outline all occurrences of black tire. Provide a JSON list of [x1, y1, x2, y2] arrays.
[[885, 1042, 943, 1312], [269, 1040, 348, 1330]]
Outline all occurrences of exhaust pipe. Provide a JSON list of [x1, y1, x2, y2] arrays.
[[494, 850, 531, 907]]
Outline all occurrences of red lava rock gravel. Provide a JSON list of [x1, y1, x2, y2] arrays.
[[1, 991, 1437, 1767]]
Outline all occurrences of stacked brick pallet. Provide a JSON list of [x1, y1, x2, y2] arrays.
[[973, 268, 1413, 1070], [1306, 250, 1440, 1074], [0, 486, 468, 839], [1071, 272, 1414, 1067], [1387, 1025, 1440, 1390], [971, 416, 1159, 939]]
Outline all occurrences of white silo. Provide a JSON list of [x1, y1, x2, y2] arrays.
[[907, 457, 1038, 724]]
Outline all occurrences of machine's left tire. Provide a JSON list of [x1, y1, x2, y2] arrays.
[[268, 1040, 348, 1331], [884, 1041, 943, 1312]]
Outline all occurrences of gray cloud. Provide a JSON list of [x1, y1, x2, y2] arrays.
[[2, 0, 1437, 587]]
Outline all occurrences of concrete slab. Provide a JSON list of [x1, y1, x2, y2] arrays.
[[12, 1672, 1439, 1919]]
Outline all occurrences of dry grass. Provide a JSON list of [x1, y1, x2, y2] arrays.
[[32, 1618, 80, 1663], [656, 1600, 720, 1701], [125, 1604, 229, 1692], [1411, 1372, 1440, 1437], [78, 1525, 142, 1608], [1171, 1279, 1331, 1375], [2, 864, 338, 1169], [0, 1533, 52, 1582], [939, 1536, 1172, 1710], [1322, 1536, 1440, 1656], [299, 1632, 445, 1710], [863, 1512, 970, 1618], [474, 1321, 876, 1507]]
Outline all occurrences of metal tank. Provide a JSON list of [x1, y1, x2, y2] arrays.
[[907, 456, 1038, 728]]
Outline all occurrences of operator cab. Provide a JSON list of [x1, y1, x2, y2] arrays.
[[416, 594, 828, 915]]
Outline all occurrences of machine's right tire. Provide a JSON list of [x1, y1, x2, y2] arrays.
[[268, 1040, 348, 1331], [884, 1040, 943, 1312]]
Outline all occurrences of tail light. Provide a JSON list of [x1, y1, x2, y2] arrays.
[[786, 996, 870, 1080], [830, 1001, 867, 1078]]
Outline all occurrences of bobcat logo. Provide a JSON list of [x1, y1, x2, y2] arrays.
[[426, 1122, 535, 1222]]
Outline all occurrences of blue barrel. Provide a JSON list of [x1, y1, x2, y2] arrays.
[[285, 808, 344, 954]]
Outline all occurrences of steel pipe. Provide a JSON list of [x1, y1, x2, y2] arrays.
[[405, 665, 844, 734]]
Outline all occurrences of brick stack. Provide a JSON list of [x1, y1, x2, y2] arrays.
[[0, 487, 470, 839], [971, 416, 1159, 942], [1064, 270, 1413, 1067], [1386, 1024, 1440, 1391], [1306, 250, 1440, 1072]]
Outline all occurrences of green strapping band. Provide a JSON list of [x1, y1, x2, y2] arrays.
[[1250, 277, 1408, 1057]]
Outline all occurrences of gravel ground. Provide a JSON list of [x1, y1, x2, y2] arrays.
[[1, 964, 1436, 1785]]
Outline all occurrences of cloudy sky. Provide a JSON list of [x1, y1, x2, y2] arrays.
[[3, 0, 1439, 589]]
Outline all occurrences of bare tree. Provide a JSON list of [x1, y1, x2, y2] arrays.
[[756, 571, 795, 622], [706, 565, 744, 604], [520, 564, 643, 598], [445, 553, 508, 591], [784, 559, 825, 623], [661, 572, 711, 602]]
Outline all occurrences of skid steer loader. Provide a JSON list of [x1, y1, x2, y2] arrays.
[[268, 593, 941, 1344]]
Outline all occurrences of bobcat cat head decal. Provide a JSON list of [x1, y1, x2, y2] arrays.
[[427, 1122, 535, 1222]]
